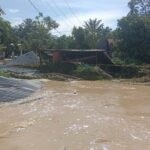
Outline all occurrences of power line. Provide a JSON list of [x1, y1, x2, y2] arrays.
[[46, 1, 73, 28], [46, 2, 60, 19], [63, 0, 82, 25], [28, 0, 40, 14], [28, 0, 62, 36], [49, 0, 75, 26]]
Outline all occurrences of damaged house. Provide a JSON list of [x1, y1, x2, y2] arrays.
[[40, 49, 113, 65]]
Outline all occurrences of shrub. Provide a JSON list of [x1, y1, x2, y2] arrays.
[[39, 62, 76, 74], [74, 65, 109, 80], [0, 70, 10, 77]]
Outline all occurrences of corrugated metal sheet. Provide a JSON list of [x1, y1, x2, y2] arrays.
[[0, 77, 40, 102]]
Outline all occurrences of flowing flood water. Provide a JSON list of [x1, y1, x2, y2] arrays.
[[0, 80, 150, 150]]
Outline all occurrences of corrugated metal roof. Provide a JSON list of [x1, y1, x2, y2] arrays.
[[43, 49, 105, 52]]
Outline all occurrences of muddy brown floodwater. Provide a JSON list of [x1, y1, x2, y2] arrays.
[[0, 80, 150, 150]]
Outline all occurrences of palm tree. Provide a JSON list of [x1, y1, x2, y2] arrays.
[[84, 19, 103, 33], [84, 18, 104, 48]]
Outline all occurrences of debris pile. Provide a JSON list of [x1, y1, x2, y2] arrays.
[[7, 51, 40, 66]]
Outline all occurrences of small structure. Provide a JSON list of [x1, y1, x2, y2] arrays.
[[40, 49, 113, 65], [7, 51, 40, 66], [106, 38, 119, 56]]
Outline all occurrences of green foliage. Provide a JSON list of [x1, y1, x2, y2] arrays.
[[117, 15, 150, 64], [0, 17, 15, 56], [0, 70, 10, 77], [39, 63, 111, 80], [72, 19, 111, 49], [74, 65, 98, 80], [128, 0, 150, 16], [100, 64, 139, 78], [13, 15, 59, 52], [84, 19, 104, 48], [54, 35, 75, 49], [111, 0, 150, 65], [0, 13, 111, 58], [114, 65, 139, 78], [0, 13, 59, 57], [74, 65, 107, 80], [72, 27, 90, 49], [39, 63, 76, 74], [1, 1, 150, 66]]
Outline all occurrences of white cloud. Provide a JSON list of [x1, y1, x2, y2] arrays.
[[38, 0, 129, 35], [8, 9, 20, 13], [11, 17, 23, 26], [55, 8, 127, 35], [7, 0, 129, 36], [38, 0, 128, 10]]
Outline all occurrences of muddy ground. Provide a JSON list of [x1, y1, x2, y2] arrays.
[[0, 80, 150, 150]]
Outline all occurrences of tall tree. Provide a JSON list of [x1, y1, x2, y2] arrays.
[[55, 35, 75, 49], [117, 15, 150, 63], [128, 0, 150, 16], [13, 14, 59, 52], [0, 17, 14, 56], [72, 27, 90, 49], [84, 19, 104, 48], [114, 0, 150, 64], [71, 20, 111, 50]]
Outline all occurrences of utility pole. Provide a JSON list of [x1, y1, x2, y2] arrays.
[[10, 43, 15, 58], [17, 43, 22, 56]]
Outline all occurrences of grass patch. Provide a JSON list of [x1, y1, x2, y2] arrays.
[[39, 63, 112, 80], [74, 65, 111, 80], [0, 70, 11, 78]]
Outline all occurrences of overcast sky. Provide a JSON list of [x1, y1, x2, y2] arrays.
[[1, 0, 129, 35]]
